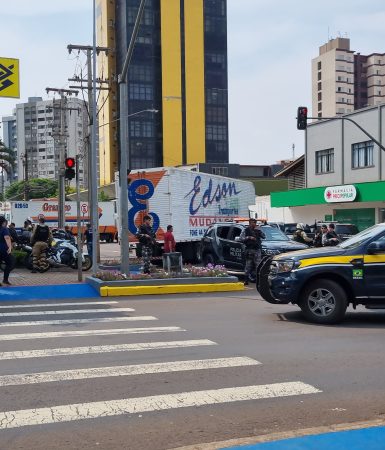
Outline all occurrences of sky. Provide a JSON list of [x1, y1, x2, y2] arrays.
[[1, 0, 385, 165]]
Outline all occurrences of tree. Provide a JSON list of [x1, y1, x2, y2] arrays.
[[5, 179, 58, 200], [0, 140, 16, 195]]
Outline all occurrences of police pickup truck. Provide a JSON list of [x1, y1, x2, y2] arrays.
[[257, 223, 385, 324]]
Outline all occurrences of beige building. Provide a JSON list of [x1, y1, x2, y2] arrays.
[[312, 38, 385, 120]]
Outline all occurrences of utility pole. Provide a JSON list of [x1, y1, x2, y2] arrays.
[[118, 0, 147, 276], [75, 154, 83, 282], [67, 43, 109, 272], [46, 88, 79, 228]]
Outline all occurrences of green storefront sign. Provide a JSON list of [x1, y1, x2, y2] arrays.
[[271, 180, 385, 208]]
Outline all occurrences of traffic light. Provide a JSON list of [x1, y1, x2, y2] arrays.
[[64, 157, 76, 180], [297, 106, 308, 130]]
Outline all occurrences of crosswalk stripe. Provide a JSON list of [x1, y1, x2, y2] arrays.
[[0, 339, 217, 360], [0, 357, 260, 386], [0, 316, 158, 327], [0, 382, 321, 429], [0, 308, 135, 317], [0, 326, 185, 341], [0, 301, 118, 309]]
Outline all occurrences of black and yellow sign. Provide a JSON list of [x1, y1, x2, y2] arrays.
[[0, 57, 20, 98]]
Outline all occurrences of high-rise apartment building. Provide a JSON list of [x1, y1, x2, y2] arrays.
[[312, 38, 385, 119], [15, 97, 88, 188], [97, 0, 229, 185]]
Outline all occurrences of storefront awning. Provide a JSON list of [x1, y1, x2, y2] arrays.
[[271, 180, 385, 207]]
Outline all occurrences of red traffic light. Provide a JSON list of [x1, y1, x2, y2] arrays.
[[65, 157, 75, 169]]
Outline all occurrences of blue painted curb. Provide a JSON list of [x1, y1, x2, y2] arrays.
[[223, 425, 385, 450], [0, 284, 99, 301]]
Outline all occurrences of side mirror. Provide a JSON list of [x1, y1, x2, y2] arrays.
[[367, 241, 385, 254]]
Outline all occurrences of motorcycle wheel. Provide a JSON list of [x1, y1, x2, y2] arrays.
[[72, 256, 92, 272]]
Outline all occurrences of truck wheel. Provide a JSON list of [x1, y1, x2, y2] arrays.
[[299, 279, 347, 324], [202, 253, 215, 266]]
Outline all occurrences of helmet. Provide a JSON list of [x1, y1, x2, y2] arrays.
[[296, 223, 305, 230]]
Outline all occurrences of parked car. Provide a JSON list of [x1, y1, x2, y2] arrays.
[[198, 223, 308, 274], [315, 222, 359, 241], [257, 223, 385, 324]]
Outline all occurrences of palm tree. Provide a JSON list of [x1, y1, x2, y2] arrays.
[[0, 140, 16, 198]]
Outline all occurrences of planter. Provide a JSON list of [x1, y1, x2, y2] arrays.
[[86, 275, 243, 297]]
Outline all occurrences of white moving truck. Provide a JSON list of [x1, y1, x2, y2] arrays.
[[0, 201, 118, 242], [116, 167, 255, 261]]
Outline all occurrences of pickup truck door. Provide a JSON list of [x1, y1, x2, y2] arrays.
[[363, 235, 385, 300], [225, 226, 245, 270]]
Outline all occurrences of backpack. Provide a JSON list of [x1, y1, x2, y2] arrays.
[[34, 224, 49, 243]]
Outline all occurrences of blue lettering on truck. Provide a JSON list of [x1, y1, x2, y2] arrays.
[[185, 176, 241, 216], [127, 179, 160, 235]]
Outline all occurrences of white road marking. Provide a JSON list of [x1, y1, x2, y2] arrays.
[[0, 301, 118, 309], [0, 326, 185, 341], [0, 339, 217, 360], [0, 308, 135, 317], [0, 316, 158, 327], [0, 382, 321, 429], [0, 357, 260, 386]]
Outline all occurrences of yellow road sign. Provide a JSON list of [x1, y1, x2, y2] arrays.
[[0, 57, 20, 98]]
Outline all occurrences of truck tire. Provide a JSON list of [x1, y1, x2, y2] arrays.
[[299, 279, 348, 324], [257, 257, 289, 304]]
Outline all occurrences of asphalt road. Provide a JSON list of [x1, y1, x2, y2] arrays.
[[0, 291, 384, 450]]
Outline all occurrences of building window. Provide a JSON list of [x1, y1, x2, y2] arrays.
[[352, 141, 374, 168], [318, 82, 322, 91], [206, 125, 227, 141], [318, 102, 322, 111], [317, 61, 321, 70], [316, 148, 334, 174], [317, 72, 321, 81], [318, 92, 322, 101], [211, 166, 228, 176]]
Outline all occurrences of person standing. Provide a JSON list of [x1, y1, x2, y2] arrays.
[[240, 218, 265, 285], [163, 225, 176, 253], [83, 223, 93, 260], [136, 215, 156, 274], [323, 223, 340, 246], [0, 217, 14, 286], [293, 223, 313, 245], [30, 217, 52, 273], [8, 222, 19, 246]]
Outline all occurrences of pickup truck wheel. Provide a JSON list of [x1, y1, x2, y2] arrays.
[[299, 279, 347, 324], [202, 253, 215, 266]]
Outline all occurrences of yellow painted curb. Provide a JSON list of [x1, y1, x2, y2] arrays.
[[100, 282, 244, 297]]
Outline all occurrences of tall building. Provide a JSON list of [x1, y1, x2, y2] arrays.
[[312, 38, 385, 119], [15, 96, 88, 188], [97, 0, 229, 185]]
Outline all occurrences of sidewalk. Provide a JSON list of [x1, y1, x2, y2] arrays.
[[7, 267, 85, 286]]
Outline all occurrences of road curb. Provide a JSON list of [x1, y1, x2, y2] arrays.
[[170, 418, 385, 450]]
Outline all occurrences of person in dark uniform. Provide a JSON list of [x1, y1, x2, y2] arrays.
[[240, 218, 265, 285], [0, 217, 14, 286], [136, 215, 156, 274]]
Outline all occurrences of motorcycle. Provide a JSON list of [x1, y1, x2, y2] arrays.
[[25, 238, 92, 273]]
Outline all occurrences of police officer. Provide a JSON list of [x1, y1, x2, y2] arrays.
[[240, 218, 265, 285], [293, 223, 313, 245], [30, 217, 52, 273], [136, 215, 156, 274]]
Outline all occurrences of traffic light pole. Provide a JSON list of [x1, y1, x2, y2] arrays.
[[75, 155, 83, 282]]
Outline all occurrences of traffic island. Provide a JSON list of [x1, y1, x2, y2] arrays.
[[86, 265, 244, 297], [86, 276, 243, 297]]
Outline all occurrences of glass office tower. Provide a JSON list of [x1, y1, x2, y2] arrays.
[[97, 0, 229, 184]]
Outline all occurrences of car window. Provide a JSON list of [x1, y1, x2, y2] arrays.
[[262, 226, 290, 241], [228, 227, 243, 241], [216, 226, 231, 239], [340, 224, 385, 249], [204, 227, 215, 238], [335, 225, 359, 235]]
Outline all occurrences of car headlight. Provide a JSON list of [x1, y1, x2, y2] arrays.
[[270, 260, 296, 274]]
